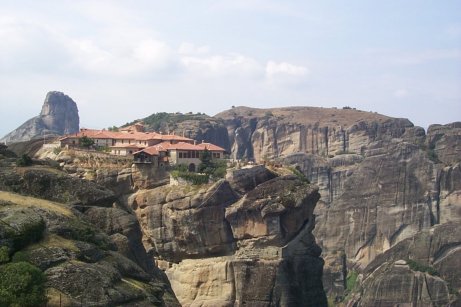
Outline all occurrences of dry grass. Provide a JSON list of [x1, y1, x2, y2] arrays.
[[0, 191, 74, 217], [27, 234, 78, 252], [46, 287, 73, 307]]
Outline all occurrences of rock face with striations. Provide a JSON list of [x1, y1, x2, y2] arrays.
[[128, 167, 328, 306], [215, 107, 461, 305], [1, 91, 79, 144]]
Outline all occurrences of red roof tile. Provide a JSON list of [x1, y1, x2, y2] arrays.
[[196, 142, 226, 152]]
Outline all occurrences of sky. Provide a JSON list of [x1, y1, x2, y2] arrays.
[[1, 0, 460, 137]]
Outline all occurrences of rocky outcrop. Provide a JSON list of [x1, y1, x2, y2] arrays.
[[129, 167, 327, 306], [1, 91, 79, 144], [215, 106, 414, 162], [347, 222, 461, 306], [215, 107, 460, 305], [0, 156, 179, 306]]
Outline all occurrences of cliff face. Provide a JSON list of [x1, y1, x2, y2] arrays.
[[216, 107, 461, 305], [128, 166, 327, 306], [1, 91, 79, 144], [0, 157, 179, 306]]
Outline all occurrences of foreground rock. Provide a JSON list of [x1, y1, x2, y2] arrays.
[[0, 158, 179, 306], [1, 91, 79, 144], [129, 167, 327, 306]]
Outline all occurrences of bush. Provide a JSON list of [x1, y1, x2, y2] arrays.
[[346, 270, 358, 291], [0, 246, 9, 264], [12, 219, 46, 251], [288, 167, 310, 183], [16, 154, 33, 167], [79, 136, 94, 149], [171, 171, 209, 185], [53, 147, 62, 155], [407, 259, 438, 276], [0, 262, 47, 307]]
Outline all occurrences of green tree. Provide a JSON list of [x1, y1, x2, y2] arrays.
[[79, 136, 95, 149], [0, 262, 47, 306], [16, 154, 33, 167]]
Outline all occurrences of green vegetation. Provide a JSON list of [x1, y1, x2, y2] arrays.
[[407, 259, 439, 276], [124, 112, 210, 131], [79, 136, 95, 149], [198, 150, 227, 179], [170, 150, 227, 185], [15, 154, 33, 167], [53, 147, 62, 155], [0, 246, 9, 264], [288, 167, 310, 183], [63, 220, 110, 249], [346, 270, 359, 291], [0, 261, 47, 307], [9, 219, 46, 251], [108, 126, 119, 131]]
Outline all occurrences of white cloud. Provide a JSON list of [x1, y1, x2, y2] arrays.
[[178, 42, 210, 55], [181, 53, 263, 77], [265, 61, 309, 79]]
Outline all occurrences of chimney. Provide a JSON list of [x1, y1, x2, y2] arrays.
[[194, 140, 197, 145]]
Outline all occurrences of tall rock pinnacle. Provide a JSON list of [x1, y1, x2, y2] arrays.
[[1, 91, 80, 144]]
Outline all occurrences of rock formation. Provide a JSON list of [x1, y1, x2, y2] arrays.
[[128, 168, 328, 306], [215, 106, 461, 305], [0, 155, 179, 306], [1, 91, 79, 144]]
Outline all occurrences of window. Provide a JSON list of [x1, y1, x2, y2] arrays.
[[179, 152, 183, 158]]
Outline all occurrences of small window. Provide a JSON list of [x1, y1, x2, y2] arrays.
[[179, 152, 183, 158]]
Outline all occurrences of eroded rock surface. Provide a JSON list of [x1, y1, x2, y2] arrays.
[[130, 167, 327, 306], [1, 91, 79, 143]]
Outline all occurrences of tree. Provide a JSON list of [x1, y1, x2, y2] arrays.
[[0, 262, 47, 306], [16, 154, 33, 167], [79, 136, 94, 149]]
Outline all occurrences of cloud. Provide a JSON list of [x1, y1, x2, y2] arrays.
[[265, 61, 309, 79], [178, 42, 210, 55], [181, 53, 263, 77]]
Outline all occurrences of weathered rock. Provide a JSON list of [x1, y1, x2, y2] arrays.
[[133, 166, 327, 306], [226, 164, 278, 195], [1, 91, 79, 144], [0, 166, 116, 206], [83, 207, 154, 273], [129, 180, 239, 262]]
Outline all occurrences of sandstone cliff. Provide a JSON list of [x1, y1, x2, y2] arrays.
[[128, 166, 328, 306], [215, 106, 461, 305], [0, 155, 179, 306], [1, 91, 79, 144]]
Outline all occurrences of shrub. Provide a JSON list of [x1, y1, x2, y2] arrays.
[[346, 270, 358, 291], [53, 147, 62, 155], [0, 246, 9, 264], [12, 219, 46, 250], [0, 262, 47, 307], [407, 259, 439, 276], [288, 167, 310, 183], [79, 136, 94, 149], [16, 154, 33, 167]]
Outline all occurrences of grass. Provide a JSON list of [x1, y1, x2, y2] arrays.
[[26, 234, 78, 252], [46, 287, 73, 307], [0, 191, 74, 217]]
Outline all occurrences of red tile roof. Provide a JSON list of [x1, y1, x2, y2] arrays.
[[196, 142, 226, 152]]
